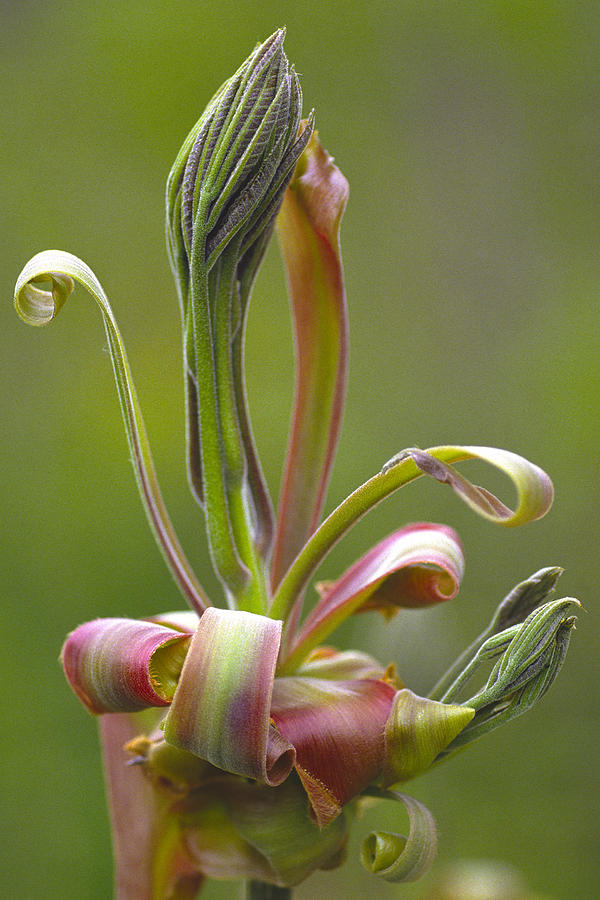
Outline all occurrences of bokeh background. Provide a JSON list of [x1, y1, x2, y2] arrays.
[[2, 2, 598, 898]]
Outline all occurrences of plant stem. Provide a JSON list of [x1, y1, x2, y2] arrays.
[[213, 246, 270, 612], [269, 450, 465, 629], [271, 443, 552, 645], [189, 255, 251, 605], [243, 882, 292, 900]]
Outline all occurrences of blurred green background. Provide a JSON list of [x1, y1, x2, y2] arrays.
[[2, 2, 598, 897]]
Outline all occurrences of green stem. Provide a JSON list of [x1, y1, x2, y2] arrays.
[[189, 254, 250, 604], [213, 246, 269, 612], [270, 450, 471, 637], [243, 882, 292, 900], [428, 623, 511, 702], [235, 242, 276, 561]]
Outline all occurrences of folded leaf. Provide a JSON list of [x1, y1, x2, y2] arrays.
[[61, 619, 191, 714], [270, 676, 396, 826], [231, 775, 351, 885], [281, 523, 463, 673], [163, 608, 295, 786]]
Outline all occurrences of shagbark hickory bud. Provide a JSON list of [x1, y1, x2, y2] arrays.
[[165, 31, 314, 607], [167, 28, 314, 298]]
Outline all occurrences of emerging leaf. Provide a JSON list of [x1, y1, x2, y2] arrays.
[[167, 29, 313, 280], [429, 566, 563, 701], [436, 596, 579, 757]]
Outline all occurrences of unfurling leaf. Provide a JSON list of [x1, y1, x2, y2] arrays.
[[14, 251, 209, 614], [270, 444, 554, 627]]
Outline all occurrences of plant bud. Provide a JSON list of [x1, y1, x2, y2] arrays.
[[167, 29, 314, 297]]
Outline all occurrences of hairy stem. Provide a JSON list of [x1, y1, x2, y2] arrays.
[[243, 882, 292, 900]]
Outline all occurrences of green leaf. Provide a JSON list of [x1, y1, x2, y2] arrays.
[[230, 776, 350, 886]]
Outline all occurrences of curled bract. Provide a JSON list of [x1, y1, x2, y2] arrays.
[[382, 690, 474, 786], [61, 619, 191, 714], [14, 264, 74, 326], [383, 446, 554, 528], [280, 522, 464, 673], [360, 791, 438, 883], [163, 608, 296, 787]]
